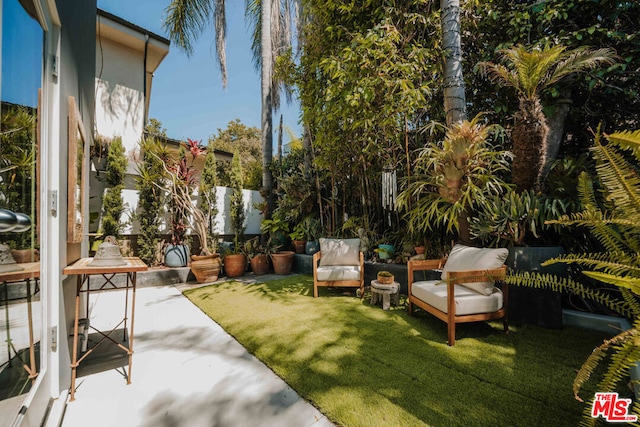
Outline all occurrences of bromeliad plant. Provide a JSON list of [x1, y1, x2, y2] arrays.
[[160, 138, 215, 256], [397, 115, 512, 245], [505, 128, 640, 425]]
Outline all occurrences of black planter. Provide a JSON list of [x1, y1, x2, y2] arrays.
[[507, 246, 565, 329]]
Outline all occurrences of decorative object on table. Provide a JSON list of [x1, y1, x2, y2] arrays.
[[89, 235, 126, 266], [376, 270, 394, 285], [0, 243, 21, 273], [0, 209, 32, 272]]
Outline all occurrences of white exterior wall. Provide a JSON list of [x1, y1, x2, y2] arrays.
[[121, 187, 263, 236], [94, 37, 144, 172]]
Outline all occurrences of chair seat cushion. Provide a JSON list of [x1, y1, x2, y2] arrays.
[[411, 280, 503, 316], [316, 265, 362, 282]]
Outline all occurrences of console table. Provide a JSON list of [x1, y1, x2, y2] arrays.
[[63, 257, 147, 401], [0, 262, 40, 381]]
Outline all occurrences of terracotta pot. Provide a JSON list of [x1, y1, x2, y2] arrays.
[[293, 240, 306, 254], [271, 251, 294, 275], [190, 254, 222, 283], [377, 272, 395, 284], [414, 246, 425, 255], [250, 254, 270, 275], [224, 253, 247, 278]]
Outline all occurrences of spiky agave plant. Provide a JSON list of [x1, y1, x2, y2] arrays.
[[505, 128, 640, 425]]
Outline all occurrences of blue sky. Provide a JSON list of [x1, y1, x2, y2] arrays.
[[97, 0, 302, 144]]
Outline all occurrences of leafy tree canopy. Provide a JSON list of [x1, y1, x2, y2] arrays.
[[208, 119, 262, 190]]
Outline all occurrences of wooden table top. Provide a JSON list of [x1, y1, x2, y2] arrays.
[[0, 262, 40, 282], [63, 257, 148, 275]]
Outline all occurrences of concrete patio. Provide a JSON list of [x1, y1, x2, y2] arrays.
[[60, 276, 334, 427]]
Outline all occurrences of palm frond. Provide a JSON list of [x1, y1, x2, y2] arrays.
[[606, 129, 640, 162], [163, 0, 213, 55], [548, 209, 627, 252], [573, 328, 637, 401], [547, 46, 618, 87], [163, 0, 229, 87], [592, 135, 640, 215], [505, 272, 636, 318]]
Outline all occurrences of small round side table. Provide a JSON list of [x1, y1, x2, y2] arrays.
[[370, 280, 400, 310]]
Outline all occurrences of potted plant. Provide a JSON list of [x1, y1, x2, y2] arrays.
[[289, 222, 306, 254], [243, 236, 274, 275], [161, 139, 221, 281], [374, 244, 395, 261], [271, 248, 295, 275], [303, 217, 321, 255], [260, 214, 289, 249], [135, 135, 168, 266], [223, 150, 247, 278], [377, 270, 394, 284]]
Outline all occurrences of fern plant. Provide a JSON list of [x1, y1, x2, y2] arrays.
[[505, 128, 640, 425]]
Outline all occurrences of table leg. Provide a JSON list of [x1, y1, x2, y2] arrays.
[[126, 272, 137, 384], [69, 275, 82, 401], [25, 279, 37, 380], [3, 282, 11, 367], [382, 293, 390, 310]]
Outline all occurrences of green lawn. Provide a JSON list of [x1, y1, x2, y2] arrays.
[[184, 275, 610, 427]]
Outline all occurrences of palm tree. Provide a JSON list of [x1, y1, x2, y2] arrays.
[[478, 44, 617, 192], [163, 0, 228, 87], [245, 0, 298, 216], [164, 0, 297, 218]]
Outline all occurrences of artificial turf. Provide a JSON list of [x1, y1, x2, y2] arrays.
[[184, 275, 610, 427]]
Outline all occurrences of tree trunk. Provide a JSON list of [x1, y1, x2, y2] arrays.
[[540, 98, 572, 184], [441, 0, 468, 242], [512, 98, 548, 192], [277, 114, 283, 159], [441, 0, 466, 126], [261, 0, 274, 217]]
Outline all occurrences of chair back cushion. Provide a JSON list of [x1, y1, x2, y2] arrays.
[[441, 244, 508, 295], [319, 238, 360, 266]]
